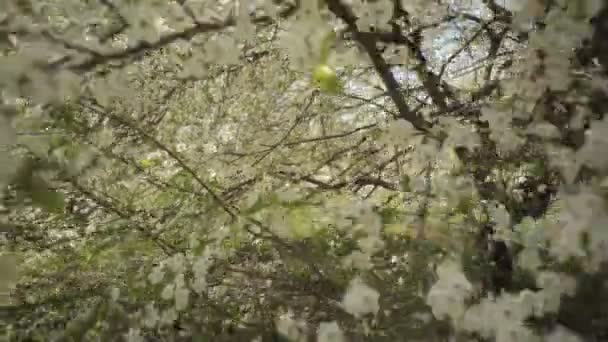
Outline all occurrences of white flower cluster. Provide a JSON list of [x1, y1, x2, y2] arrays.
[[342, 276, 380, 317], [276, 310, 308, 342], [460, 272, 577, 341], [174, 276, 190, 312], [545, 325, 584, 342], [317, 321, 346, 342], [576, 116, 608, 172], [192, 246, 215, 293], [342, 250, 373, 270], [426, 259, 473, 322], [380, 119, 418, 148], [550, 189, 608, 269], [356, 207, 385, 254], [278, 2, 329, 71], [480, 105, 524, 153], [147, 264, 165, 285], [147, 253, 191, 312], [142, 303, 160, 328], [528, 7, 594, 91], [432, 174, 478, 210], [441, 118, 481, 153], [325, 199, 387, 269], [123, 327, 144, 342]]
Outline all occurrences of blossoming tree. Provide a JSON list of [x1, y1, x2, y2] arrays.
[[2, 0, 608, 341]]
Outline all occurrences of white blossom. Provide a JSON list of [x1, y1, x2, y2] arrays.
[[382, 119, 418, 147], [426, 259, 473, 322], [124, 328, 144, 342], [160, 307, 178, 325], [161, 283, 175, 300], [545, 325, 584, 342], [143, 304, 160, 328], [342, 277, 380, 317], [342, 251, 373, 270], [276, 311, 308, 342], [317, 321, 345, 342], [148, 266, 165, 285], [174, 285, 190, 311]]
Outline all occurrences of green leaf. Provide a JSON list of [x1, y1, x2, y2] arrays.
[[318, 30, 336, 64], [28, 176, 65, 213], [154, 190, 178, 207], [400, 174, 411, 192], [288, 207, 316, 239], [191, 334, 211, 342], [243, 192, 278, 214], [379, 207, 402, 224], [31, 187, 65, 213], [0, 252, 18, 306], [49, 135, 70, 150], [138, 158, 156, 169], [385, 223, 408, 236], [527, 161, 545, 178]]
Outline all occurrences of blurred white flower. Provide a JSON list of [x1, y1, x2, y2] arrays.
[[176, 142, 188, 153], [342, 251, 373, 270], [161, 283, 174, 300], [148, 266, 165, 285], [317, 321, 345, 342], [124, 328, 144, 342], [426, 259, 472, 321], [545, 325, 584, 342], [174, 284, 190, 311], [143, 304, 160, 328], [276, 311, 307, 342], [342, 277, 380, 317]]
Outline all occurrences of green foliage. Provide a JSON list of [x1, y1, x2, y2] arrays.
[[29, 184, 65, 213], [10, 158, 65, 213]]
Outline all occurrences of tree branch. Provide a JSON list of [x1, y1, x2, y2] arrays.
[[326, 0, 432, 133]]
